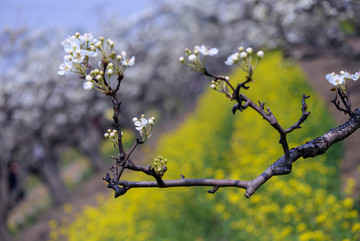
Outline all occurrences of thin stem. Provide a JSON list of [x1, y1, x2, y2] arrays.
[[338, 88, 352, 116]]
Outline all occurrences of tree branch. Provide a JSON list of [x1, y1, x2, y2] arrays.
[[284, 94, 311, 134], [104, 108, 360, 198], [331, 88, 353, 116]]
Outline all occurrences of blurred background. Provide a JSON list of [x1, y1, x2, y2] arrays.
[[1, 1, 360, 240]]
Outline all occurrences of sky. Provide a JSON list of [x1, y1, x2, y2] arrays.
[[0, 0, 155, 31]]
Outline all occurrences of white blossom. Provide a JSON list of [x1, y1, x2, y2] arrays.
[[83, 81, 93, 90], [121, 56, 135, 67], [120, 51, 135, 67], [62, 36, 80, 54], [351, 72, 360, 81], [225, 53, 239, 66], [326, 70, 360, 86], [197, 45, 219, 56], [326, 72, 345, 86], [79, 33, 97, 44], [134, 117, 148, 131], [57, 62, 72, 75], [133, 115, 156, 141]]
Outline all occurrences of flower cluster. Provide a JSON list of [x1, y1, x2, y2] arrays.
[[58, 33, 135, 93], [210, 76, 232, 98], [225, 47, 264, 79], [152, 155, 168, 177], [179, 45, 219, 73], [326, 70, 359, 87], [104, 129, 122, 148], [132, 115, 156, 142], [58, 32, 98, 76]]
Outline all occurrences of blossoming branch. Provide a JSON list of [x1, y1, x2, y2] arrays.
[[58, 33, 360, 199]]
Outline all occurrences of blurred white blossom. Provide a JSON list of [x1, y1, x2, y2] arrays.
[[197, 45, 219, 56]]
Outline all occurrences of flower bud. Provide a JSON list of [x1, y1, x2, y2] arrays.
[[256, 50, 264, 58], [86, 75, 93, 81], [188, 54, 197, 62], [132, 117, 138, 122], [238, 46, 244, 52], [225, 76, 230, 81], [210, 84, 216, 89], [75, 32, 80, 37], [240, 52, 248, 59], [179, 56, 185, 63], [95, 41, 102, 48], [107, 69, 113, 75], [246, 47, 253, 54], [107, 129, 112, 133], [104, 133, 109, 138], [110, 132, 116, 138]]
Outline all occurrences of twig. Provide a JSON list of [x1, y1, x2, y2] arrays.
[[284, 94, 311, 134]]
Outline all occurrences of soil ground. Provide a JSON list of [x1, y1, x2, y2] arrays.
[[14, 42, 360, 241]]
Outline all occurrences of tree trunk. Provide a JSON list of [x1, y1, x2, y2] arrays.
[[0, 220, 12, 241], [38, 153, 70, 206], [79, 124, 103, 172], [0, 162, 13, 241]]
